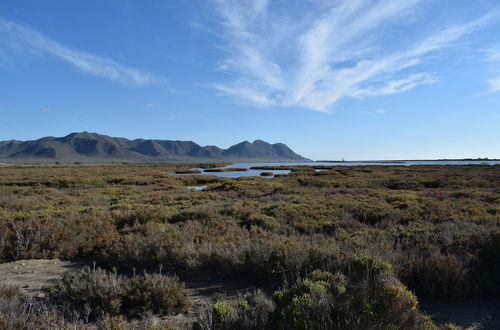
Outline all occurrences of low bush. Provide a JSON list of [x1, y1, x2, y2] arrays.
[[198, 256, 438, 330], [123, 272, 190, 317], [273, 257, 435, 330], [46, 267, 125, 321], [46, 267, 189, 321], [0, 286, 184, 329], [196, 290, 275, 330], [0, 286, 79, 329]]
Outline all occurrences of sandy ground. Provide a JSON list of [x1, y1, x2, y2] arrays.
[[0, 259, 499, 329], [0, 259, 86, 297]]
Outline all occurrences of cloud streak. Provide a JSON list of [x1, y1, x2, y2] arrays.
[[0, 17, 156, 86], [210, 0, 499, 111], [487, 77, 500, 94], [483, 47, 500, 94]]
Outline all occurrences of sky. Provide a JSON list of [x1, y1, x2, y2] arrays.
[[1, 0, 500, 160]]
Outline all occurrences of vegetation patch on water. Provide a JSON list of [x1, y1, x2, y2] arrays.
[[260, 172, 274, 177], [197, 163, 231, 169]]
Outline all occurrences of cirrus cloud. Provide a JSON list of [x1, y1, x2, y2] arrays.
[[482, 47, 500, 94], [209, 0, 500, 111], [0, 17, 157, 86]]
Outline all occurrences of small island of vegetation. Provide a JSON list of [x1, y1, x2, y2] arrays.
[[260, 171, 274, 176]]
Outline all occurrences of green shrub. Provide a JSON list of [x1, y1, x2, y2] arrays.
[[212, 300, 237, 327], [274, 256, 434, 330], [197, 290, 275, 330]]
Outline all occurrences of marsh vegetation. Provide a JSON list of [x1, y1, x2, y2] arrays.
[[0, 164, 498, 329]]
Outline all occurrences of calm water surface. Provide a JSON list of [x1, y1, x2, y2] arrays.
[[173, 160, 499, 178]]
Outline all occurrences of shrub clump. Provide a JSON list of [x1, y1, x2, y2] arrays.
[[0, 286, 71, 330], [124, 272, 190, 317], [196, 290, 275, 330], [46, 267, 189, 321], [273, 256, 434, 330], [197, 256, 437, 330]]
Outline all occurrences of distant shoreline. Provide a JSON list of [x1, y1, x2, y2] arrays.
[[1, 158, 500, 166], [316, 158, 500, 163]]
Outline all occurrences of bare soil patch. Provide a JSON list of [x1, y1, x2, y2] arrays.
[[0, 259, 87, 297]]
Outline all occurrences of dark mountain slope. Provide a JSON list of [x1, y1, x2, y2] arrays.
[[222, 140, 306, 160], [0, 132, 310, 163]]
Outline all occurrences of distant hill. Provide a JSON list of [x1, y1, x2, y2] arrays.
[[0, 132, 310, 163]]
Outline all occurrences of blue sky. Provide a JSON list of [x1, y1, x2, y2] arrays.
[[1, 0, 499, 160]]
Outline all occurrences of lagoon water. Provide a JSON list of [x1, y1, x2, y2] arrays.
[[173, 160, 499, 178], [174, 167, 291, 178]]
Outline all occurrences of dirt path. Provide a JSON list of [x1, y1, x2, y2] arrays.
[[0, 259, 86, 297]]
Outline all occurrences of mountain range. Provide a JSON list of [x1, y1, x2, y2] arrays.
[[0, 132, 310, 163]]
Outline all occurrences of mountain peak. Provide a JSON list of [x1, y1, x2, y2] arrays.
[[0, 132, 310, 163], [65, 131, 98, 138]]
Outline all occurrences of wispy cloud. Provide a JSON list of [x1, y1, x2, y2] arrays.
[[210, 0, 500, 111], [486, 77, 500, 94], [483, 47, 500, 62], [352, 74, 440, 98], [482, 47, 500, 94], [0, 17, 156, 86]]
